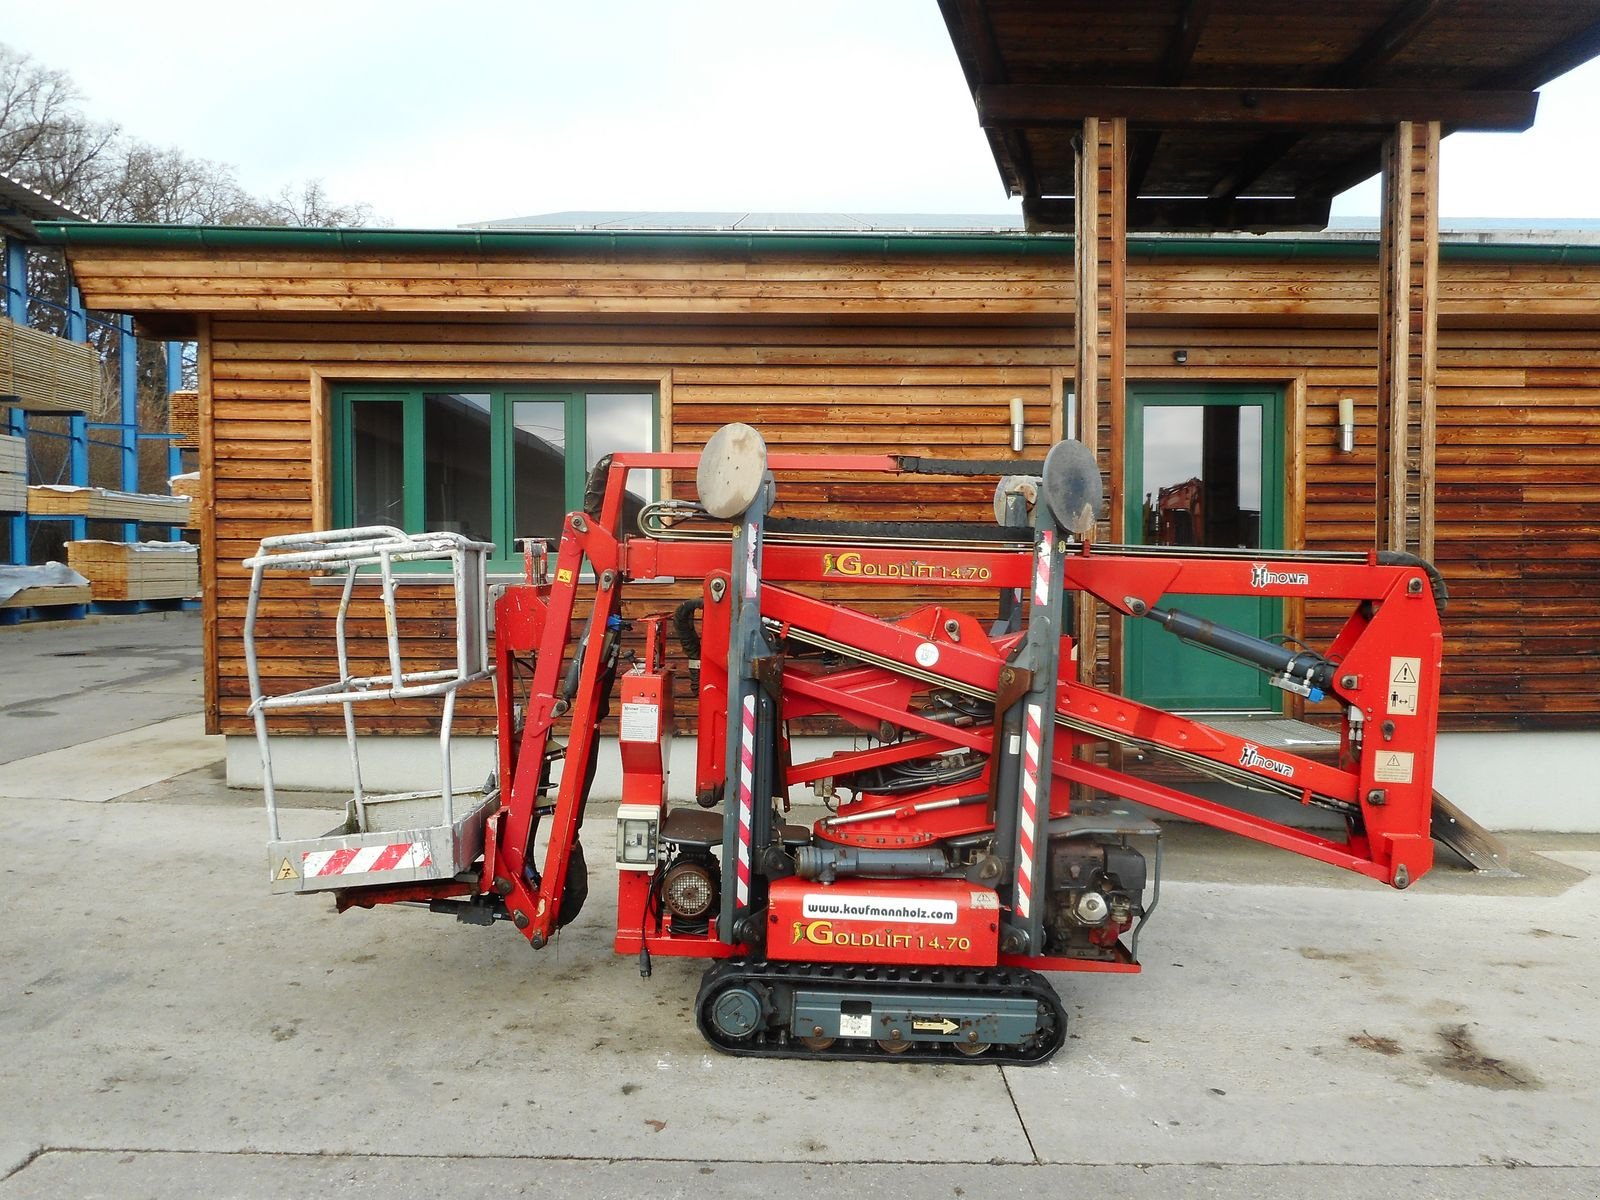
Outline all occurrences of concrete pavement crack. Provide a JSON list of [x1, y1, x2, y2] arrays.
[[0, 1147, 44, 1183], [8, 1149, 1600, 1168], [1000, 1065, 1040, 1163]]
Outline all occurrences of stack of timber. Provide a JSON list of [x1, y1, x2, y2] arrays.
[[0, 315, 98, 413], [0, 433, 24, 512], [169, 472, 203, 528], [169, 390, 199, 449], [66, 540, 199, 602], [0, 562, 92, 618], [28, 484, 191, 526]]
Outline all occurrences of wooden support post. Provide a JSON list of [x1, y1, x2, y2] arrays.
[[1073, 116, 1127, 686], [1374, 120, 1439, 556], [197, 317, 220, 735]]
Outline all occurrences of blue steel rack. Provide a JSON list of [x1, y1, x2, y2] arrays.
[[3, 232, 191, 590]]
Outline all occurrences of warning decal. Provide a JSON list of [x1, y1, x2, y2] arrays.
[[275, 857, 298, 881], [1374, 751, 1415, 784], [1387, 656, 1421, 716]]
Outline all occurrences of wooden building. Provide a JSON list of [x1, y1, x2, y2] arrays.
[[38, 216, 1600, 829]]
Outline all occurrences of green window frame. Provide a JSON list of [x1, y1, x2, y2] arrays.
[[330, 384, 658, 569]]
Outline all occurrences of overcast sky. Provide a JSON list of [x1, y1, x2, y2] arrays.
[[4, 0, 1599, 229]]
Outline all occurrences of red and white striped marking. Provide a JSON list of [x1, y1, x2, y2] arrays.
[[1016, 703, 1043, 920], [1033, 531, 1054, 606], [735, 692, 756, 907], [744, 523, 759, 599], [302, 843, 432, 878]]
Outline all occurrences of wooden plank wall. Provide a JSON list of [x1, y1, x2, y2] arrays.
[[61, 244, 1600, 736], [1128, 315, 1600, 731], [206, 314, 1065, 737]]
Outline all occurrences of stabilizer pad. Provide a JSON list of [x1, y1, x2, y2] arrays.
[[696, 422, 769, 519], [992, 475, 1041, 525], [1041, 439, 1102, 539]]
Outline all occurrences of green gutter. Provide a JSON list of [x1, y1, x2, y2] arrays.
[[32, 220, 1600, 264], [32, 221, 1082, 259]]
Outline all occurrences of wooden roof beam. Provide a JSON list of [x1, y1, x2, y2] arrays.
[[1206, 133, 1301, 204], [1129, 0, 1214, 197], [1204, 0, 1450, 203], [1305, 10, 1600, 203], [1339, 0, 1452, 87], [977, 85, 1537, 131], [1478, 13, 1600, 89], [1025, 194, 1331, 233]]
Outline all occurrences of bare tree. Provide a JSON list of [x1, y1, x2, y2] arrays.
[[1, 41, 382, 516], [0, 41, 377, 227], [259, 179, 375, 228], [0, 47, 116, 200]]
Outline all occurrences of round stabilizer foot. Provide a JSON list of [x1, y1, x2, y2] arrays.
[[992, 475, 1041, 526], [1041, 439, 1102, 538], [697, 422, 769, 519]]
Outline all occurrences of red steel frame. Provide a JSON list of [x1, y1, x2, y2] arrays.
[[452, 451, 1439, 972]]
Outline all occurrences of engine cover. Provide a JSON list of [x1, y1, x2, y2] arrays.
[[767, 876, 1000, 967]]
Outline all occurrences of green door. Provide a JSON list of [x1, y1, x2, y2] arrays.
[[1124, 385, 1284, 712]]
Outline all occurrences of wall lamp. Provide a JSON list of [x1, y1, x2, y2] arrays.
[[1173, 349, 1188, 365], [1337, 397, 1356, 454]]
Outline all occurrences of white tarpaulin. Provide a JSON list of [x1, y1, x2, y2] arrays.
[[0, 561, 90, 606]]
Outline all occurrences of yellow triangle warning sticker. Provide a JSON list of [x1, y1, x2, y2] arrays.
[[1374, 750, 1415, 783], [276, 857, 299, 881]]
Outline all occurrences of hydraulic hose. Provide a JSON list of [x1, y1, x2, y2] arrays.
[[673, 598, 704, 689]]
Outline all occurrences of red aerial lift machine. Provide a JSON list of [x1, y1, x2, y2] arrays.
[[247, 423, 1446, 1063]]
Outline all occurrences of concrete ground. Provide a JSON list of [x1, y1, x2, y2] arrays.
[[1, 613, 1597, 1199]]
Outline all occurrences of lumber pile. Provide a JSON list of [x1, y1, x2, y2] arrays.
[[0, 433, 24, 512], [66, 540, 199, 602], [169, 472, 202, 527], [0, 582, 92, 610], [0, 562, 91, 611], [0, 315, 98, 413], [169, 390, 199, 449], [28, 485, 191, 525]]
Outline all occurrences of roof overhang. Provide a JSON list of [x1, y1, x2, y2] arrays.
[[0, 171, 89, 241], [939, 0, 1600, 233]]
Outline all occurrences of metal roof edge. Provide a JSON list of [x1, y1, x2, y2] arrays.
[[0, 170, 90, 229], [31, 221, 1600, 265]]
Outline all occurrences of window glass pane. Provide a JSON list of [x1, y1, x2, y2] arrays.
[[351, 400, 406, 528], [1140, 404, 1262, 549], [586, 392, 653, 529], [513, 399, 568, 542], [422, 392, 493, 544], [1235, 406, 1263, 547]]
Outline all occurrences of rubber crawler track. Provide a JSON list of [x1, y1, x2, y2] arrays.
[[694, 959, 1068, 1065]]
